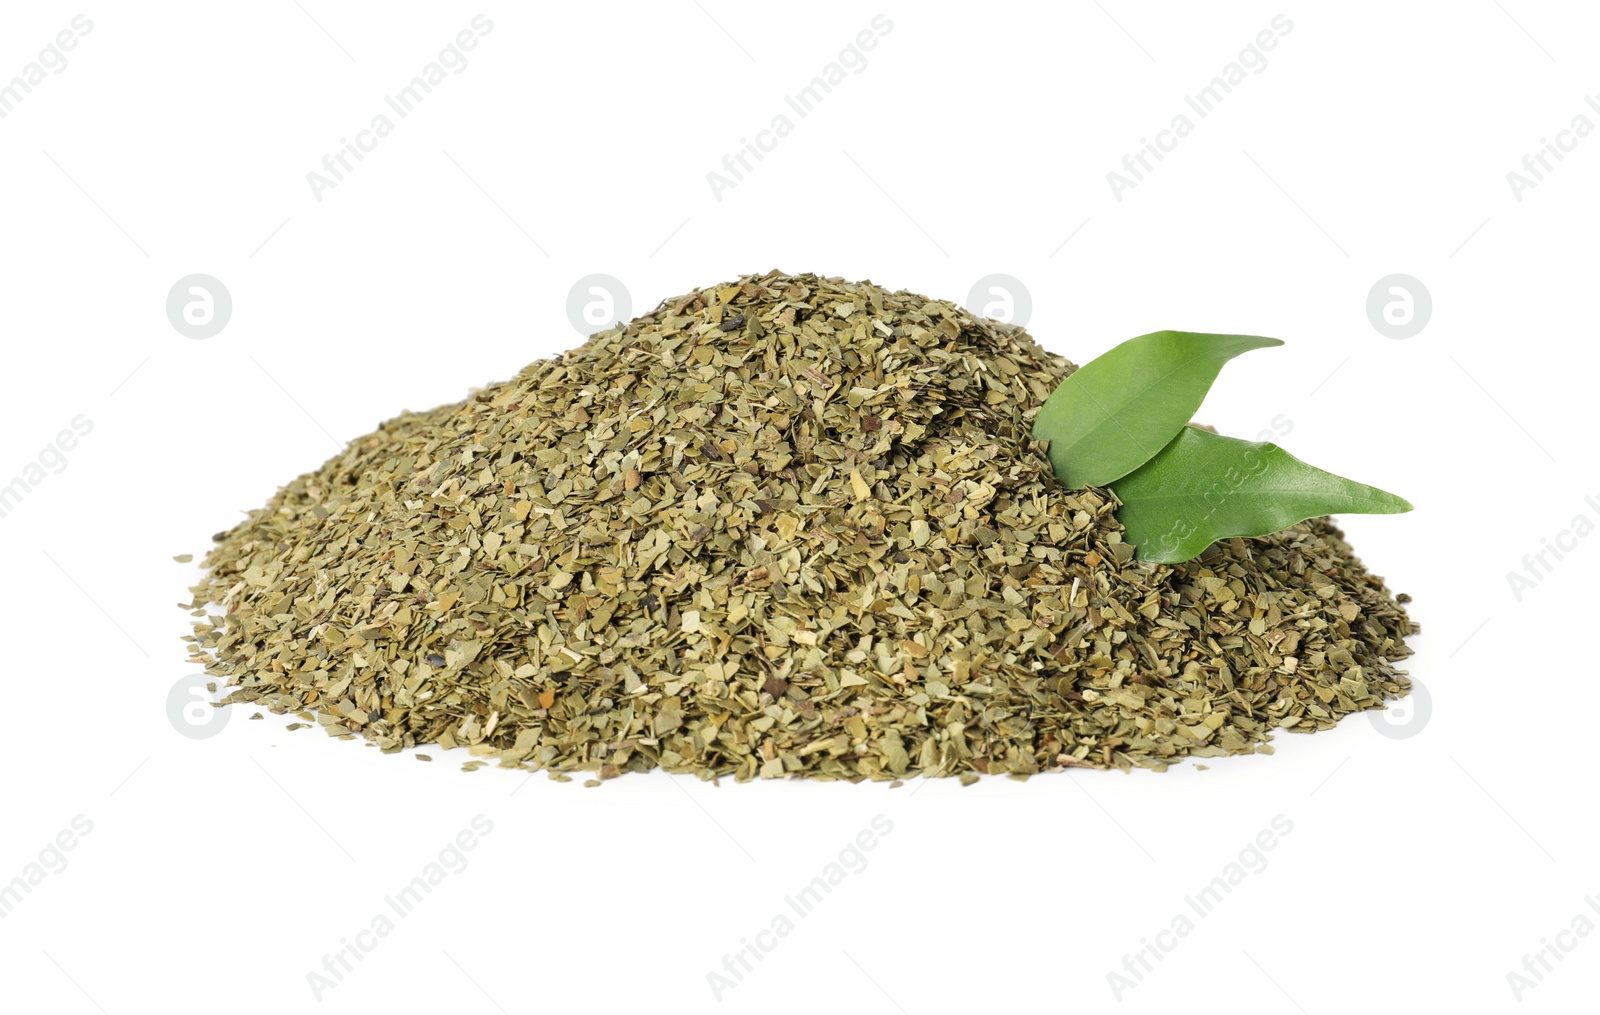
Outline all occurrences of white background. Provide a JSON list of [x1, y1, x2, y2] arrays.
[[1, 2, 1595, 1012]]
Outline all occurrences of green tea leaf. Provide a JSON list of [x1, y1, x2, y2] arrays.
[[1033, 330, 1283, 489], [1114, 426, 1413, 564]]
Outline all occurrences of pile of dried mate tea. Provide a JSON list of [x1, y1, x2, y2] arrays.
[[186, 271, 1418, 782]]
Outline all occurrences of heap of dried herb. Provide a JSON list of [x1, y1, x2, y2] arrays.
[[186, 272, 1417, 781]]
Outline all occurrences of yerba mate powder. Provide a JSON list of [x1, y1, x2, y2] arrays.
[[186, 272, 1417, 781]]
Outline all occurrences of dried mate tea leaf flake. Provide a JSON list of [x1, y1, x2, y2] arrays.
[[184, 272, 1417, 783]]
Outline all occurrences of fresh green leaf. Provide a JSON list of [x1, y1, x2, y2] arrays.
[[1113, 426, 1413, 564], [1033, 330, 1283, 489]]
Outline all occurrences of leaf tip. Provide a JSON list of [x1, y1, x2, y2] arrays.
[[1148, 330, 1284, 350]]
